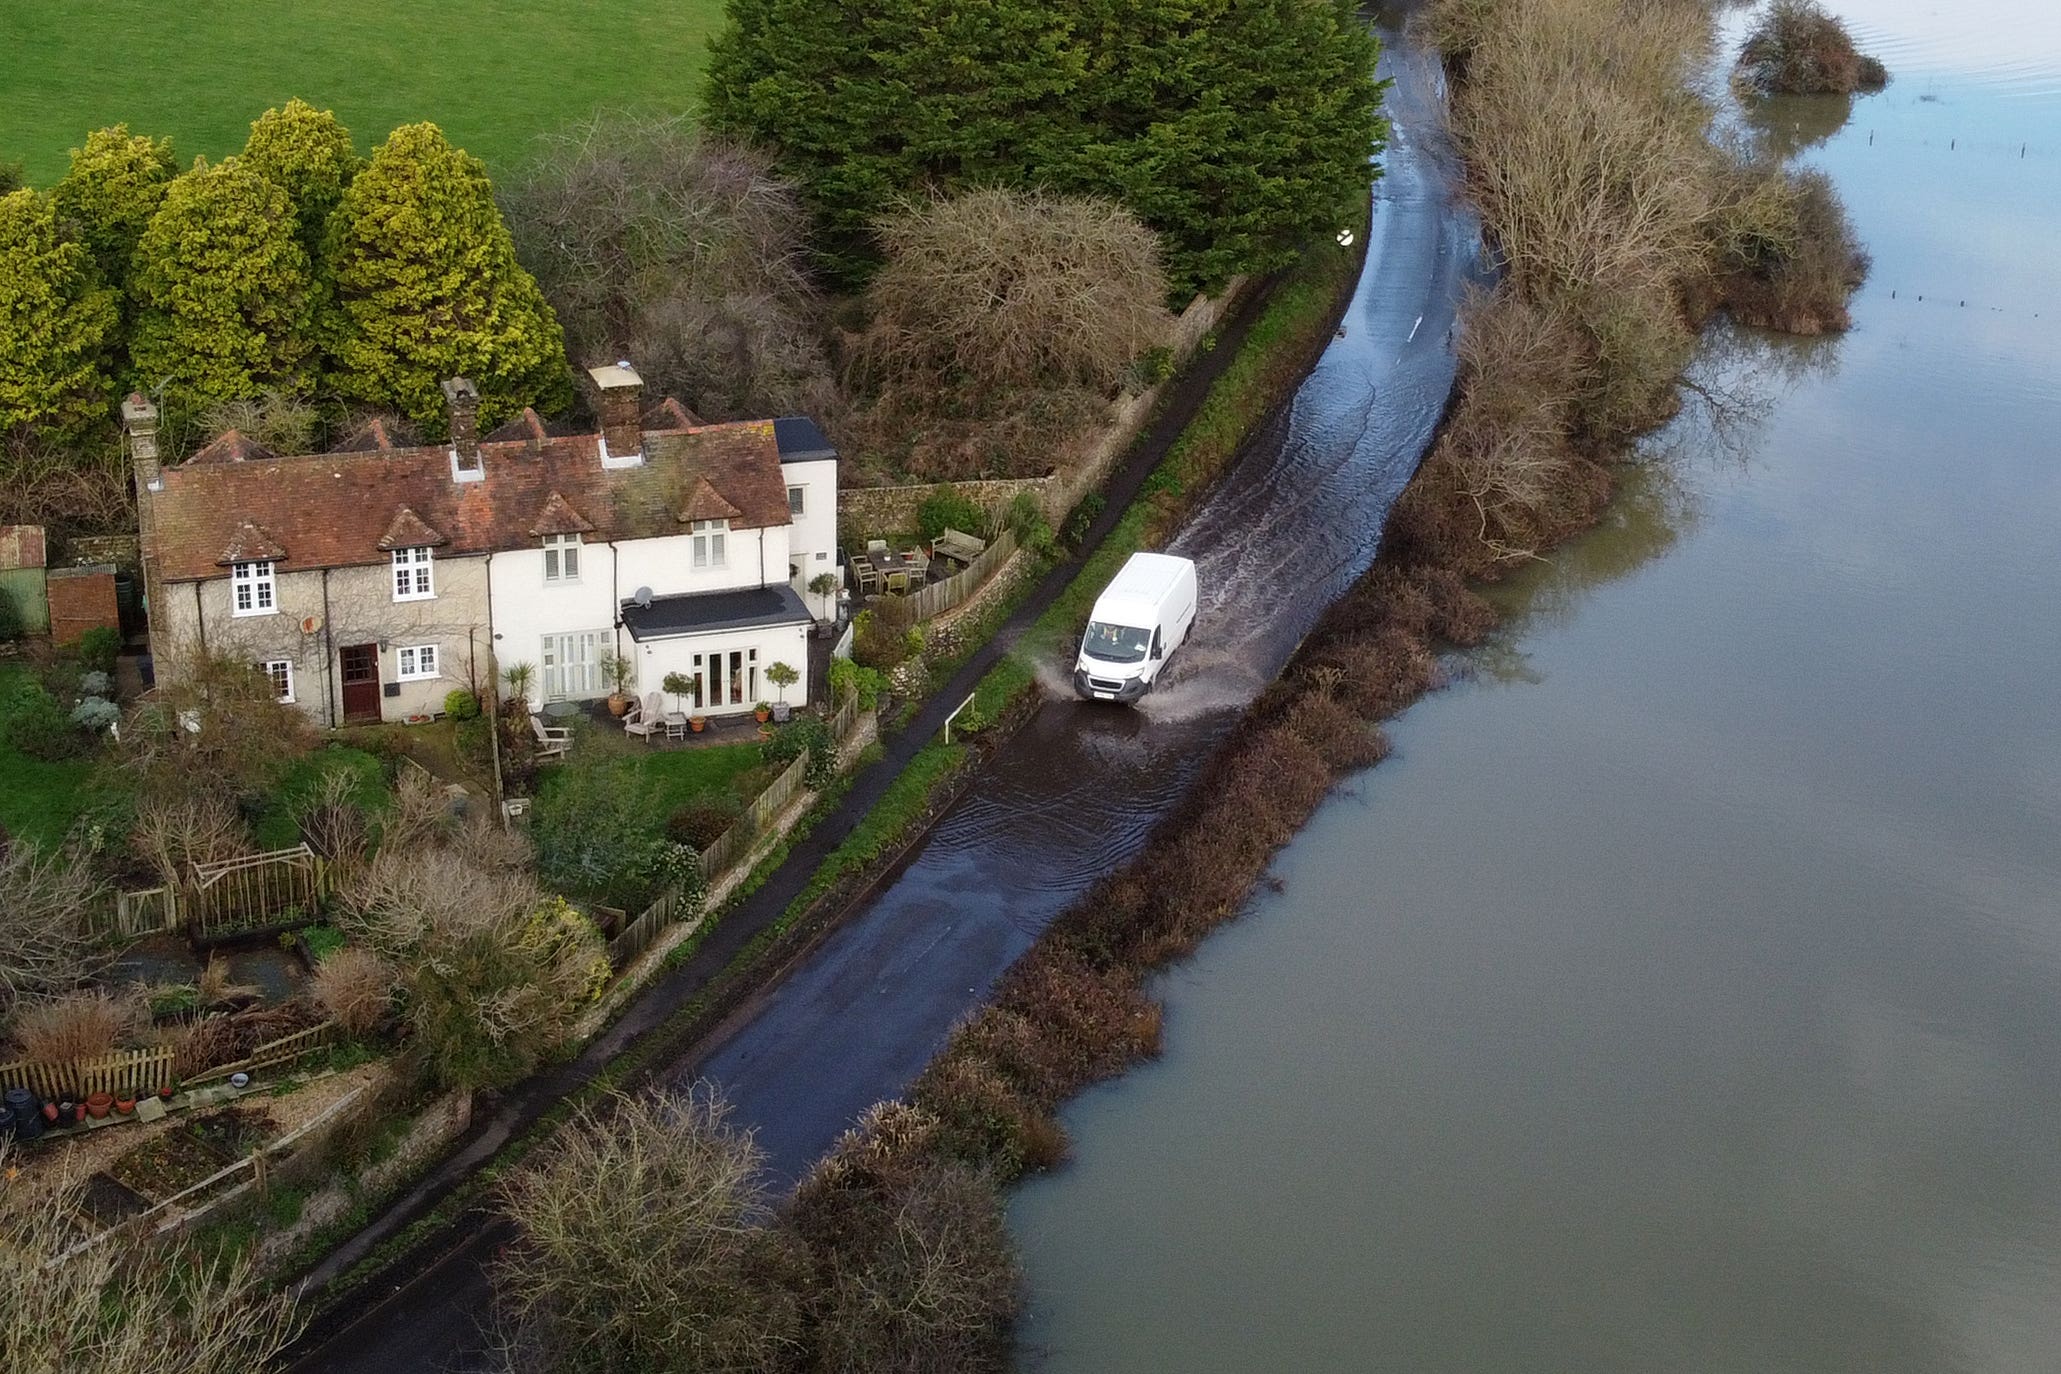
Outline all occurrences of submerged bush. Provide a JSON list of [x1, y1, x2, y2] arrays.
[[1740, 0, 1888, 95]]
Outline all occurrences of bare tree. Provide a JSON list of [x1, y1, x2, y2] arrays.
[[0, 1146, 301, 1370], [502, 113, 838, 421], [495, 1088, 807, 1372], [0, 845, 105, 1013]]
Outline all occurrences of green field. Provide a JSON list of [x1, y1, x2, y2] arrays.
[[0, 0, 727, 187]]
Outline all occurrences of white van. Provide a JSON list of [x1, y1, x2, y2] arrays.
[[1072, 552, 1198, 704]]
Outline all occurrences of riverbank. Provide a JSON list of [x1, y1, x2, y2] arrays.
[[786, 0, 1873, 1359]]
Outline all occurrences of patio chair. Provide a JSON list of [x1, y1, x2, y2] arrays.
[[866, 538, 889, 557], [623, 691, 663, 744], [851, 556, 880, 596], [529, 713, 571, 761], [885, 568, 912, 595]]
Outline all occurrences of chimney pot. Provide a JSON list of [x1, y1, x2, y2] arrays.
[[588, 363, 645, 467], [441, 377, 482, 476]]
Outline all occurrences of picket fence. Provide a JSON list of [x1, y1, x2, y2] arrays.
[[0, 1046, 176, 1102], [905, 530, 1017, 622]]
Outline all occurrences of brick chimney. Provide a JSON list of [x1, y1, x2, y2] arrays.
[[442, 377, 483, 481], [588, 362, 644, 468], [123, 392, 162, 492]]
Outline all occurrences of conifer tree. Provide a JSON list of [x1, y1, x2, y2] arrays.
[[0, 189, 119, 440], [241, 98, 362, 260], [49, 125, 177, 290], [128, 159, 317, 409], [326, 122, 570, 431], [704, 0, 1084, 283]]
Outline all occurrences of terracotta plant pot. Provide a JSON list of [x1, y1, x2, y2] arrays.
[[754, 707, 771, 723], [84, 1091, 113, 1119], [607, 694, 632, 717], [41, 1102, 59, 1124], [114, 1095, 136, 1115], [689, 716, 707, 733]]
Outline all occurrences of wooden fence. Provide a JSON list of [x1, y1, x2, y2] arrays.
[[607, 888, 704, 967], [825, 693, 860, 745], [0, 1045, 175, 1102], [186, 844, 323, 941], [906, 530, 1017, 622], [86, 885, 181, 945], [186, 1020, 341, 1087]]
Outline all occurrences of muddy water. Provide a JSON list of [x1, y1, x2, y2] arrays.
[[1012, 5, 2061, 1371], [675, 21, 1481, 1179]]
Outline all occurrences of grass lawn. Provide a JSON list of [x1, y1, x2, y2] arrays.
[[0, 662, 100, 849], [251, 745, 388, 850], [0, 0, 727, 186], [537, 739, 771, 839]]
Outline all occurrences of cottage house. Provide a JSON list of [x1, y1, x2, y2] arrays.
[[130, 366, 839, 726]]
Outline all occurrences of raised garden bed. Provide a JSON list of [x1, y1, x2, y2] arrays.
[[105, 1106, 278, 1202]]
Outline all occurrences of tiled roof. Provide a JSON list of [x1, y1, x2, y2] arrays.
[[189, 430, 277, 465], [148, 419, 793, 583], [679, 476, 742, 523], [527, 491, 594, 536], [219, 519, 286, 565], [376, 506, 447, 550]]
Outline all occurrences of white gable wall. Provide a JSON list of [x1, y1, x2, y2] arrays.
[[781, 455, 839, 618]]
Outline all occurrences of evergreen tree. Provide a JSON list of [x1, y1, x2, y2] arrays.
[[241, 98, 362, 261], [0, 189, 119, 440], [1064, 0, 1386, 291], [326, 122, 571, 431], [49, 125, 177, 290], [704, 0, 1084, 283], [128, 159, 317, 409], [703, 0, 1386, 292]]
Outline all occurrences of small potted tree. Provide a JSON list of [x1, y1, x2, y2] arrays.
[[661, 671, 693, 720], [765, 661, 799, 722], [599, 652, 636, 717], [502, 661, 536, 710]]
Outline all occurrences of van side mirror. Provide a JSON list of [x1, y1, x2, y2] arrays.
[[1151, 644, 1162, 661]]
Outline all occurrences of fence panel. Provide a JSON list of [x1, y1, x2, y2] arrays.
[[827, 695, 860, 744], [908, 530, 1017, 624], [184, 1021, 340, 1087], [186, 845, 321, 941], [0, 1046, 175, 1102], [87, 885, 180, 945], [608, 891, 678, 966]]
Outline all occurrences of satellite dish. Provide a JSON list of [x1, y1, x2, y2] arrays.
[[300, 614, 323, 635], [633, 586, 654, 608]]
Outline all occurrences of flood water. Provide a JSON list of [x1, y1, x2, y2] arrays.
[[673, 21, 1481, 1181], [1013, 4, 2061, 1371]]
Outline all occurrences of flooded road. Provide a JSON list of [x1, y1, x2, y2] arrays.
[[1012, 3, 2061, 1371], [677, 20, 1481, 1179]]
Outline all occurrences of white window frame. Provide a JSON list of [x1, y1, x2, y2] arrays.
[[787, 485, 805, 517], [542, 532, 582, 583], [231, 560, 276, 617], [540, 630, 607, 701], [261, 659, 294, 703], [392, 546, 435, 602], [396, 644, 440, 681], [691, 519, 728, 570]]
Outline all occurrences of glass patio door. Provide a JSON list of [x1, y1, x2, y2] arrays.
[[541, 630, 605, 700]]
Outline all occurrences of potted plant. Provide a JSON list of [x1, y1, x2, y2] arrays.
[[661, 671, 693, 717], [689, 713, 707, 733], [753, 700, 772, 724], [84, 1091, 113, 1119], [765, 661, 799, 721], [599, 652, 636, 716], [113, 1093, 136, 1115], [502, 660, 536, 710]]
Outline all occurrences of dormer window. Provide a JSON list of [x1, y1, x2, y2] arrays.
[[393, 546, 435, 601], [543, 532, 582, 583], [691, 519, 727, 570], [231, 560, 276, 616]]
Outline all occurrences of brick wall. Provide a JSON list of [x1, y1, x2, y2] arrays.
[[46, 565, 120, 646]]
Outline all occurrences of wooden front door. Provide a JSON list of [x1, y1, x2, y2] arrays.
[[340, 643, 380, 722]]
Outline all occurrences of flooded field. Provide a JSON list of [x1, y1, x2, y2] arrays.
[[1012, 2, 2061, 1370]]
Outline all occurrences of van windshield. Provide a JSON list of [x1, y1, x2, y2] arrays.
[[1083, 621, 1151, 664]]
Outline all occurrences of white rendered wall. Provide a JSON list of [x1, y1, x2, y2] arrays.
[[781, 456, 839, 619]]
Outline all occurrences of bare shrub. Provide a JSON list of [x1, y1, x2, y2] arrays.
[[130, 791, 251, 887], [290, 767, 371, 867], [1287, 690, 1393, 772], [0, 431, 133, 538], [197, 390, 319, 456], [11, 988, 145, 1064], [377, 764, 450, 855], [0, 1145, 302, 1369], [0, 845, 105, 1012], [495, 1089, 807, 1371], [338, 848, 541, 956], [1739, 0, 1888, 94], [989, 949, 1161, 1103], [447, 808, 533, 873], [120, 656, 316, 800], [909, 1053, 1066, 1182], [311, 947, 395, 1036], [197, 954, 260, 1009], [1718, 167, 1869, 334], [503, 114, 837, 421], [857, 188, 1173, 397]]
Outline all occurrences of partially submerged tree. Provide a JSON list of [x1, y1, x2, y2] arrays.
[[326, 122, 571, 431], [1739, 0, 1888, 95], [0, 188, 118, 442], [128, 159, 318, 409], [503, 114, 836, 420]]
